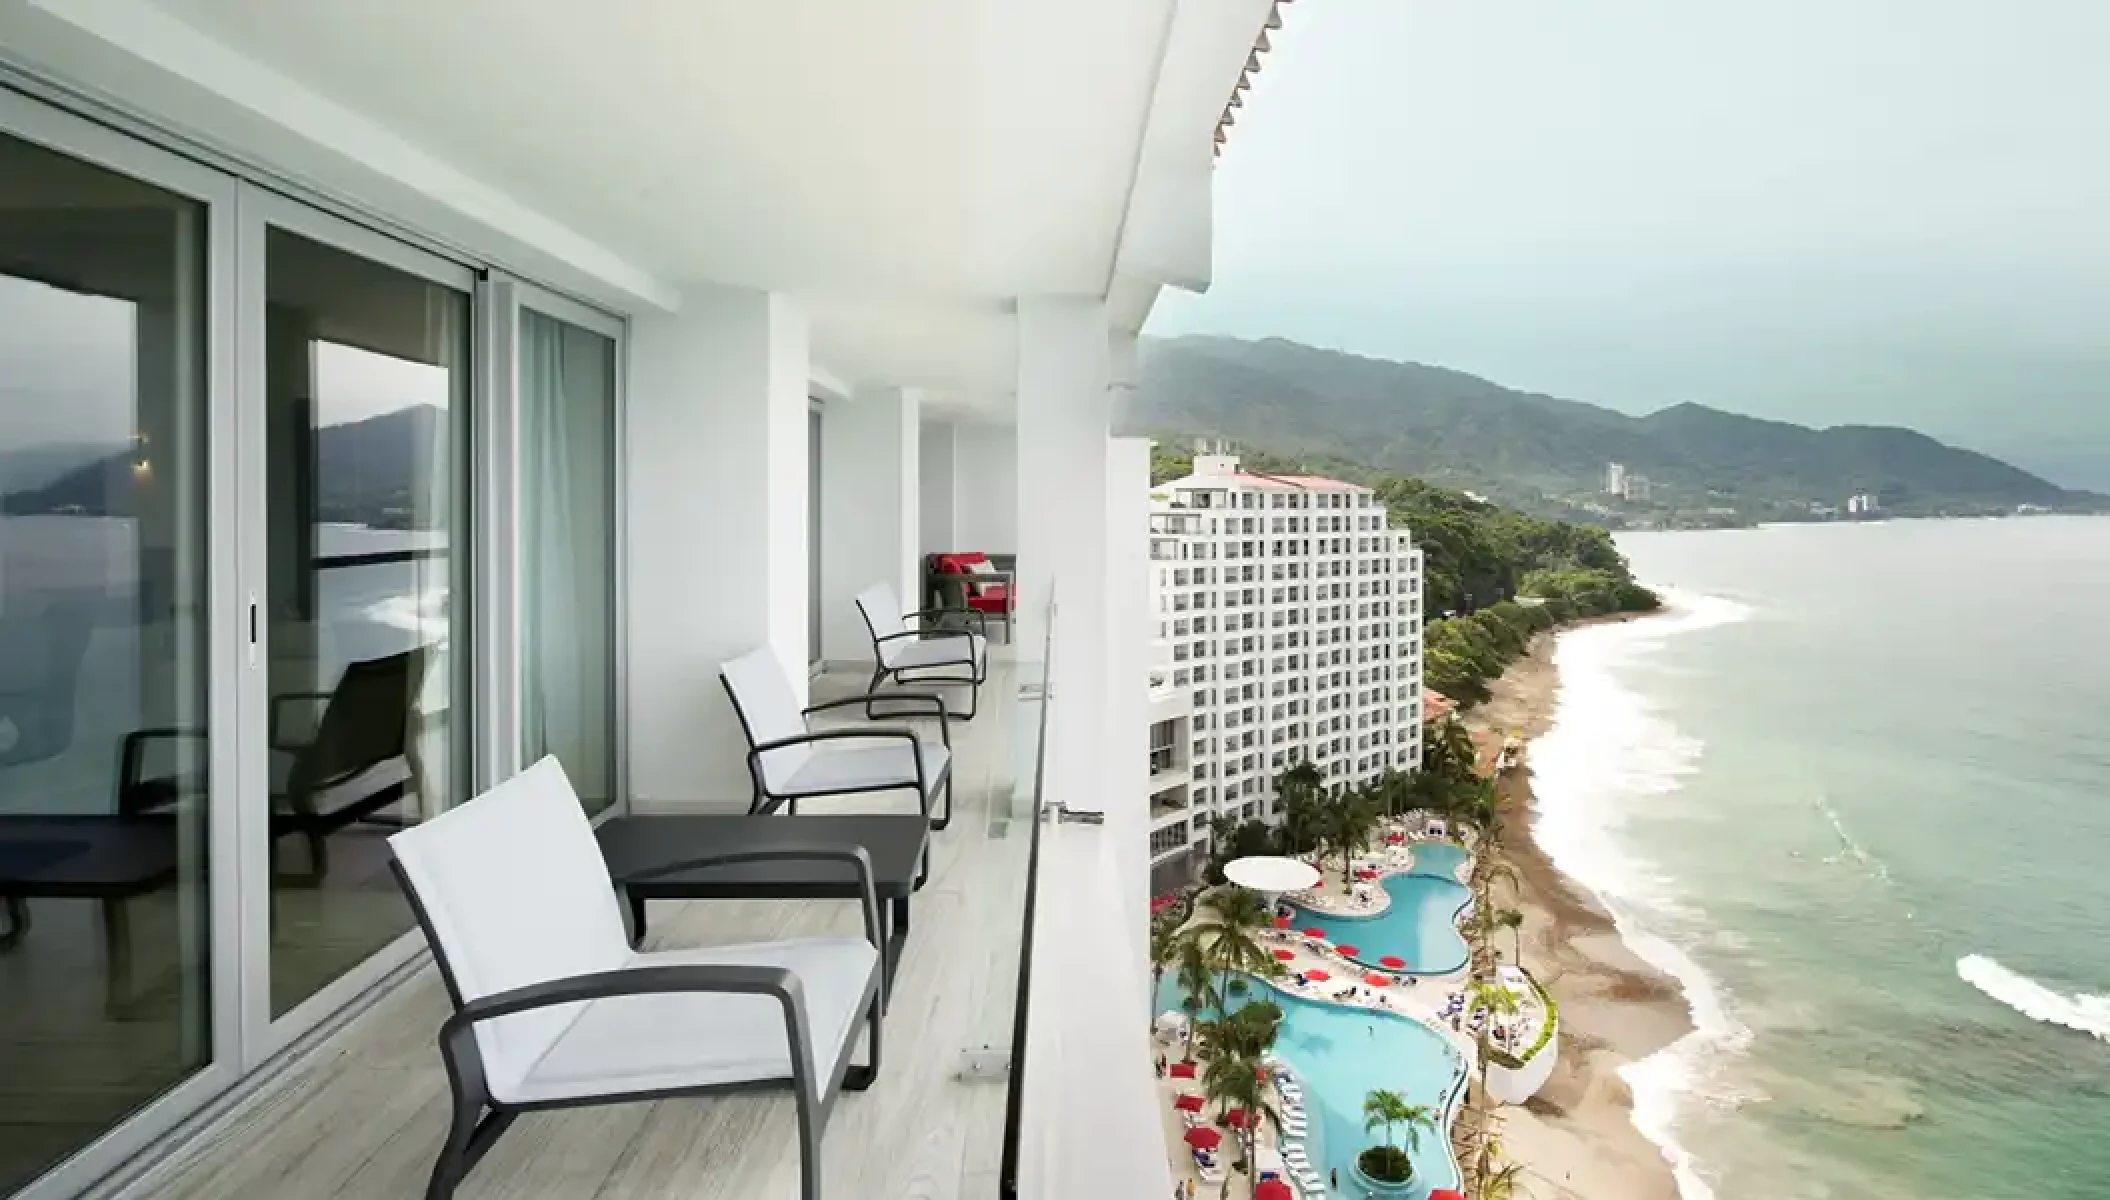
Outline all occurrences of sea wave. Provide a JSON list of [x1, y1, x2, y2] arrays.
[[1530, 588, 1755, 1200], [1812, 792, 1892, 883], [1956, 955, 2110, 1043]]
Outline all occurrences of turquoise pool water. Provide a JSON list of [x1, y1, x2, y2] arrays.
[[1291, 843, 1472, 976], [1155, 973, 1466, 1198]]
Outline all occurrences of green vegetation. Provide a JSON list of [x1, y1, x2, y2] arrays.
[[1483, 971, 1558, 1072], [1358, 1089, 1436, 1184], [1128, 335, 2108, 525]]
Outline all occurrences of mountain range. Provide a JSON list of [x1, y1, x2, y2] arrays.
[[1121, 336, 2106, 525], [2, 406, 448, 528]]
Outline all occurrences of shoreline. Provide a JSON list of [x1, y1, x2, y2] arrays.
[[1463, 617, 1693, 1200]]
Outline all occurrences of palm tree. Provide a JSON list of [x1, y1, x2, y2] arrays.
[[1195, 999, 1283, 1065], [1176, 936, 1219, 1027], [1493, 908, 1526, 965], [1359, 1089, 1436, 1183], [1480, 1161, 1525, 1200], [1151, 919, 1183, 1010], [1322, 788, 1380, 886], [1202, 1054, 1283, 1197], [1188, 887, 1280, 1005], [1423, 715, 1477, 780]]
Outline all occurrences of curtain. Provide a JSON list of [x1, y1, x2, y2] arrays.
[[519, 310, 615, 813]]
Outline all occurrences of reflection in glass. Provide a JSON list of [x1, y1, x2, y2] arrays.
[[0, 131, 211, 1191], [519, 310, 617, 814], [264, 229, 467, 1017]]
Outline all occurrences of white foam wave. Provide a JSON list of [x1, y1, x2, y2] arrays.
[[1813, 792, 1891, 883], [364, 589, 449, 638], [1957, 955, 2110, 1043], [1530, 589, 1755, 1200]]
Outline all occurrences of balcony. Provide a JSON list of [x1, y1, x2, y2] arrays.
[[124, 663, 1043, 1200]]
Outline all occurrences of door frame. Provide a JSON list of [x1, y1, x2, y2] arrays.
[[0, 86, 245, 1200], [231, 182, 480, 1066]]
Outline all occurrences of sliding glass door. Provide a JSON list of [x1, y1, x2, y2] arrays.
[[0, 99, 239, 1200], [239, 194, 474, 1038]]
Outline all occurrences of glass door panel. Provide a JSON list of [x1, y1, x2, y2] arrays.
[[517, 306, 616, 815], [256, 224, 469, 1019], [0, 127, 215, 1192]]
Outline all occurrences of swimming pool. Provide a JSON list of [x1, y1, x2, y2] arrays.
[[1292, 842, 1472, 976], [1155, 973, 1467, 1198]]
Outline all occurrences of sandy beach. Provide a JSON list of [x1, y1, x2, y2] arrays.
[[1464, 625, 1692, 1200]]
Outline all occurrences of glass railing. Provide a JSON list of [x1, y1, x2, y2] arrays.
[[998, 587, 1055, 1200]]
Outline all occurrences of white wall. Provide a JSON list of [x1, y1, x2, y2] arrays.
[[919, 419, 957, 555], [626, 284, 809, 811], [1105, 435, 1151, 957], [819, 388, 920, 663], [953, 423, 1019, 552], [1487, 1028, 1559, 1104]]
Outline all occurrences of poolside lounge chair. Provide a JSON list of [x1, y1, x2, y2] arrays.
[[722, 646, 953, 832], [389, 757, 885, 1200], [854, 582, 989, 721]]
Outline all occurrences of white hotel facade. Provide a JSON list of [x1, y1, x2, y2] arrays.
[[1147, 454, 1426, 884]]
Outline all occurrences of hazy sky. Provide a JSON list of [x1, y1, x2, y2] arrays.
[[1150, 0, 2110, 488]]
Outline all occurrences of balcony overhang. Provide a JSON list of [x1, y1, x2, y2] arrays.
[[3, 0, 1283, 396]]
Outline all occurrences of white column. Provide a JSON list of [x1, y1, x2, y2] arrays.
[[819, 386, 921, 664], [1014, 296, 1111, 816], [1105, 433, 1152, 951], [625, 284, 809, 811], [918, 418, 956, 557]]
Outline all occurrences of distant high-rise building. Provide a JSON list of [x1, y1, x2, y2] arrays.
[[1622, 475, 1652, 503], [1606, 462, 1628, 495]]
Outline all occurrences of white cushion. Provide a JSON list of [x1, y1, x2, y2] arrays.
[[883, 632, 986, 675], [772, 739, 949, 798], [388, 758, 631, 1101], [854, 582, 912, 644], [721, 646, 815, 784], [965, 560, 998, 576], [496, 936, 880, 1105]]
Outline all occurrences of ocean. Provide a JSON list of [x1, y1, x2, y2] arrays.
[[1531, 516, 2110, 1200]]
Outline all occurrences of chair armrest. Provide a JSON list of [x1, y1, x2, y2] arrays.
[[440, 962, 825, 1107], [804, 691, 951, 749], [625, 844, 880, 955], [268, 692, 334, 749], [746, 728, 933, 815], [119, 728, 207, 813], [871, 628, 978, 646], [902, 606, 989, 637]]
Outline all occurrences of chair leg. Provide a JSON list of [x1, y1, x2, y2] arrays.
[[0, 896, 28, 951], [428, 1031, 515, 1200], [865, 664, 889, 719], [843, 988, 884, 1092], [929, 773, 953, 833]]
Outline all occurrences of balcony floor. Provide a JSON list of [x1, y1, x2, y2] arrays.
[[128, 663, 1030, 1200]]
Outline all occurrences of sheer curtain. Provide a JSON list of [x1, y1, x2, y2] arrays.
[[519, 309, 616, 814]]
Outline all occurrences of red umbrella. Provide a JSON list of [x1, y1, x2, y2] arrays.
[[1174, 1093, 1203, 1112], [1184, 1126, 1223, 1150], [1386, 832, 1405, 843], [1305, 968, 1331, 982], [1302, 927, 1327, 938], [1335, 944, 1361, 958], [1256, 1181, 1293, 1200], [1272, 914, 1293, 928], [1272, 948, 1295, 961], [1365, 972, 1391, 988], [1169, 1061, 1196, 1079], [1428, 1191, 1467, 1200], [1379, 955, 1407, 969], [1222, 1107, 1252, 1129]]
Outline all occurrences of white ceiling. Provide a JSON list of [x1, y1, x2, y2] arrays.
[[8, 0, 1274, 396]]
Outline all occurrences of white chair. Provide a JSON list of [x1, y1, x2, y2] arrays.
[[854, 582, 989, 720], [388, 757, 885, 1200], [721, 645, 954, 831]]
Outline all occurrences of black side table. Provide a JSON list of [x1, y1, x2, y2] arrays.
[[595, 812, 931, 997]]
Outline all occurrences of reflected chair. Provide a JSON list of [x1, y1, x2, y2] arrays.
[[121, 646, 428, 882], [721, 645, 952, 833], [0, 599, 96, 949], [389, 757, 884, 1200], [853, 582, 988, 721]]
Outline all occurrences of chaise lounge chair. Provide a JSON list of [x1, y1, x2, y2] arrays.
[[854, 582, 988, 721], [389, 757, 884, 1200], [721, 645, 953, 832]]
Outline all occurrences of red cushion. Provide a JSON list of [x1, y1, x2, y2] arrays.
[[966, 587, 1011, 613]]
